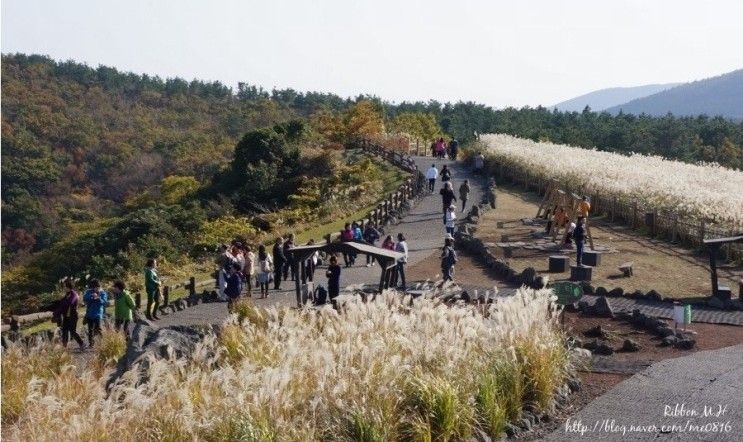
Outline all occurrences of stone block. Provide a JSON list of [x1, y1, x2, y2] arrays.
[[570, 265, 593, 281], [548, 255, 569, 273], [582, 250, 602, 266]]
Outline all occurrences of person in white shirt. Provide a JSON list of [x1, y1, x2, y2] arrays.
[[394, 233, 409, 291], [425, 164, 439, 192], [243, 245, 255, 297], [444, 205, 457, 236]]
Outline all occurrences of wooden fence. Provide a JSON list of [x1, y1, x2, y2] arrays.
[[2, 139, 424, 333], [489, 159, 742, 261]]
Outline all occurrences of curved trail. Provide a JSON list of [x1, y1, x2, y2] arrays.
[[157, 154, 487, 327]]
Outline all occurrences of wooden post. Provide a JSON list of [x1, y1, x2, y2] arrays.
[[163, 286, 170, 307], [698, 220, 706, 246], [189, 277, 196, 298], [135, 292, 142, 309], [632, 201, 638, 228], [293, 260, 301, 307]]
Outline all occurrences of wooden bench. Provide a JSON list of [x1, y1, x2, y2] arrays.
[[618, 262, 634, 277]]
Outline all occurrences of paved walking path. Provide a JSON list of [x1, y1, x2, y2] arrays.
[[582, 294, 743, 326], [157, 155, 487, 328], [545, 344, 743, 441]]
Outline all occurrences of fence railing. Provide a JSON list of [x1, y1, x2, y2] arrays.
[[2, 138, 423, 334], [489, 158, 742, 261]]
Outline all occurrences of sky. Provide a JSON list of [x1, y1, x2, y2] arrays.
[[2, 0, 743, 108]]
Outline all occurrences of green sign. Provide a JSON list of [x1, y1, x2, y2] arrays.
[[552, 281, 583, 305]]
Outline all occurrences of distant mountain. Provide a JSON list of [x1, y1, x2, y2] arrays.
[[605, 69, 743, 119], [552, 83, 680, 112]]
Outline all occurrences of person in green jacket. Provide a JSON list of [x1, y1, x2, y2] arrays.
[[144, 258, 162, 320], [112, 280, 136, 338]]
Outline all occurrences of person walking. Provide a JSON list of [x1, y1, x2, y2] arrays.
[[326, 255, 342, 308], [574, 217, 587, 266], [440, 165, 452, 185], [83, 279, 108, 347], [425, 164, 439, 192], [363, 223, 381, 266], [340, 223, 355, 267], [216, 244, 235, 301], [441, 236, 458, 282], [395, 233, 409, 291], [225, 263, 243, 312], [243, 245, 255, 297], [112, 280, 135, 339], [459, 180, 471, 212], [439, 182, 457, 213], [430, 140, 437, 157], [435, 138, 446, 159], [449, 139, 459, 160], [55, 278, 85, 350], [257, 245, 273, 299], [381, 235, 396, 251], [144, 258, 162, 320], [444, 205, 457, 236], [272, 237, 285, 290], [474, 153, 485, 173], [282, 233, 296, 282]]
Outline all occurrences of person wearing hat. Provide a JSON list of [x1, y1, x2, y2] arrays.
[[444, 204, 457, 236], [440, 237, 457, 282]]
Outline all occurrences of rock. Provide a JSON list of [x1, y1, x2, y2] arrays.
[[522, 411, 537, 428], [583, 339, 599, 351], [567, 377, 582, 392], [577, 301, 590, 313], [468, 215, 480, 224], [571, 348, 592, 359], [579, 282, 594, 294], [584, 325, 608, 339], [470, 205, 481, 217], [505, 423, 520, 437], [533, 275, 548, 289], [595, 286, 608, 297], [657, 326, 675, 337], [676, 338, 696, 350], [519, 417, 532, 431], [707, 296, 726, 309], [592, 296, 614, 318], [521, 267, 538, 287], [646, 290, 663, 302], [615, 311, 632, 321], [621, 339, 641, 352], [627, 290, 645, 300], [567, 336, 584, 348], [726, 299, 743, 311], [607, 287, 624, 298], [594, 342, 614, 355], [661, 336, 678, 346]]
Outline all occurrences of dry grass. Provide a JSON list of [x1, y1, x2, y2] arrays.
[[478, 185, 742, 298], [1, 288, 571, 441]]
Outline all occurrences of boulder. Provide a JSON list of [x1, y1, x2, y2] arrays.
[[621, 339, 641, 352], [627, 290, 645, 300], [615, 311, 632, 321], [470, 205, 481, 217], [656, 326, 675, 337], [579, 282, 594, 295], [607, 287, 624, 298], [584, 325, 609, 339], [661, 336, 679, 346], [592, 296, 614, 318], [567, 377, 582, 392], [520, 267, 537, 287], [594, 342, 614, 356], [646, 290, 663, 302], [595, 286, 608, 297], [676, 338, 696, 350]]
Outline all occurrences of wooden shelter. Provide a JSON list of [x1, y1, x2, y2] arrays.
[[286, 242, 404, 306], [703, 235, 743, 298], [537, 181, 595, 249]]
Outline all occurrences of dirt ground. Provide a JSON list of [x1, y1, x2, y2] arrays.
[[476, 185, 742, 299]]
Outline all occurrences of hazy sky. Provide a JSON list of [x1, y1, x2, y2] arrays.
[[3, 0, 742, 107]]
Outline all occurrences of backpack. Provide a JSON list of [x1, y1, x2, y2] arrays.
[[314, 285, 328, 305], [442, 169, 451, 180]]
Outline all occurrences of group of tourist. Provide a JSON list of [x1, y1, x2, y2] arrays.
[[54, 276, 137, 350], [430, 138, 459, 160]]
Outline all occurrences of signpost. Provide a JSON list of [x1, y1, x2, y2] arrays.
[[552, 281, 584, 324]]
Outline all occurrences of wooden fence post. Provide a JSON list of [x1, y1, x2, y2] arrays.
[[163, 286, 170, 308], [135, 292, 142, 309], [189, 277, 196, 298]]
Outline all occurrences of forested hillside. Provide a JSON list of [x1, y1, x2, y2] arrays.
[[2, 53, 742, 314]]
